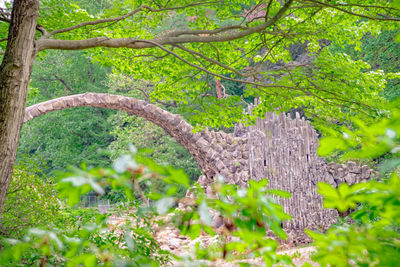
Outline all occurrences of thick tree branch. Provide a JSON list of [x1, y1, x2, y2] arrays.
[[37, 0, 294, 51], [46, 1, 220, 37], [36, 24, 47, 35], [165, 25, 249, 37]]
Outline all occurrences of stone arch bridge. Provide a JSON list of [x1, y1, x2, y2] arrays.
[[25, 92, 376, 242]]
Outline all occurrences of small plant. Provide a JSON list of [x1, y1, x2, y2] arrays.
[[308, 175, 400, 267], [0, 147, 294, 266], [0, 163, 61, 239], [309, 105, 400, 267], [154, 175, 294, 266]]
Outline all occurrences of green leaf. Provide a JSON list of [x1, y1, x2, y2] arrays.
[[187, 224, 201, 239], [198, 201, 212, 226], [318, 137, 345, 156], [267, 189, 291, 198], [83, 254, 97, 267], [156, 197, 175, 214], [395, 33, 400, 43], [125, 231, 135, 251]]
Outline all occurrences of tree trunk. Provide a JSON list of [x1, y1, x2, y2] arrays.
[[0, 0, 39, 219]]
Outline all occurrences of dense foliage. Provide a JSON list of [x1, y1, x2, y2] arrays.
[[18, 50, 115, 175], [1, 0, 398, 130], [342, 30, 400, 101], [0, 162, 60, 239], [19, 50, 201, 181], [0, 149, 294, 266], [1, 0, 400, 266], [310, 174, 400, 266], [307, 104, 400, 266]]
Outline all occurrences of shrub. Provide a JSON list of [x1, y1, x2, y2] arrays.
[[0, 148, 292, 266], [308, 105, 400, 266], [0, 164, 61, 239]]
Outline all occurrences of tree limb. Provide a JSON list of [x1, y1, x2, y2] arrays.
[[174, 44, 256, 77], [46, 1, 220, 37], [1, 7, 48, 35], [137, 39, 309, 92], [37, 0, 294, 51], [165, 25, 249, 38], [36, 24, 48, 36], [0, 7, 10, 23], [310, 2, 400, 11]]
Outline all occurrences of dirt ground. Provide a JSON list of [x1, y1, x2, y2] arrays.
[[154, 224, 317, 266], [108, 213, 318, 266]]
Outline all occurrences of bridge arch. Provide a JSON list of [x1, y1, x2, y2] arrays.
[[25, 92, 378, 243], [24, 92, 246, 182]]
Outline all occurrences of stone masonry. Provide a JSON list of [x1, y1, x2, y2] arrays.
[[25, 93, 377, 242]]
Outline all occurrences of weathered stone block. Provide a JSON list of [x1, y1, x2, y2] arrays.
[[215, 160, 225, 171], [195, 137, 209, 149], [347, 161, 360, 173], [361, 165, 370, 179], [228, 165, 237, 173], [344, 173, 357, 185], [214, 144, 223, 153]]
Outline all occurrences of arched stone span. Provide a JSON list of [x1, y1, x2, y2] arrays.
[[24, 92, 249, 184], [24, 93, 377, 243]]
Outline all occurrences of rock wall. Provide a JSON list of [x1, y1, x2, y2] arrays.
[[25, 93, 377, 243], [229, 107, 377, 243]]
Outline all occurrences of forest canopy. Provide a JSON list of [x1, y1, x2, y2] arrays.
[[2, 0, 399, 130]]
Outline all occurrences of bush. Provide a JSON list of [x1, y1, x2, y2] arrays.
[[308, 105, 400, 266], [0, 164, 61, 239], [0, 148, 293, 266], [308, 175, 400, 266]]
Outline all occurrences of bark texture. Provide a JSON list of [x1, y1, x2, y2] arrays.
[[0, 0, 39, 217]]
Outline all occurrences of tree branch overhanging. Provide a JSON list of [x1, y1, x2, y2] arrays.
[[45, 1, 221, 37], [174, 44, 256, 77], [300, 0, 400, 21], [37, 0, 294, 51], [135, 39, 307, 92]]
